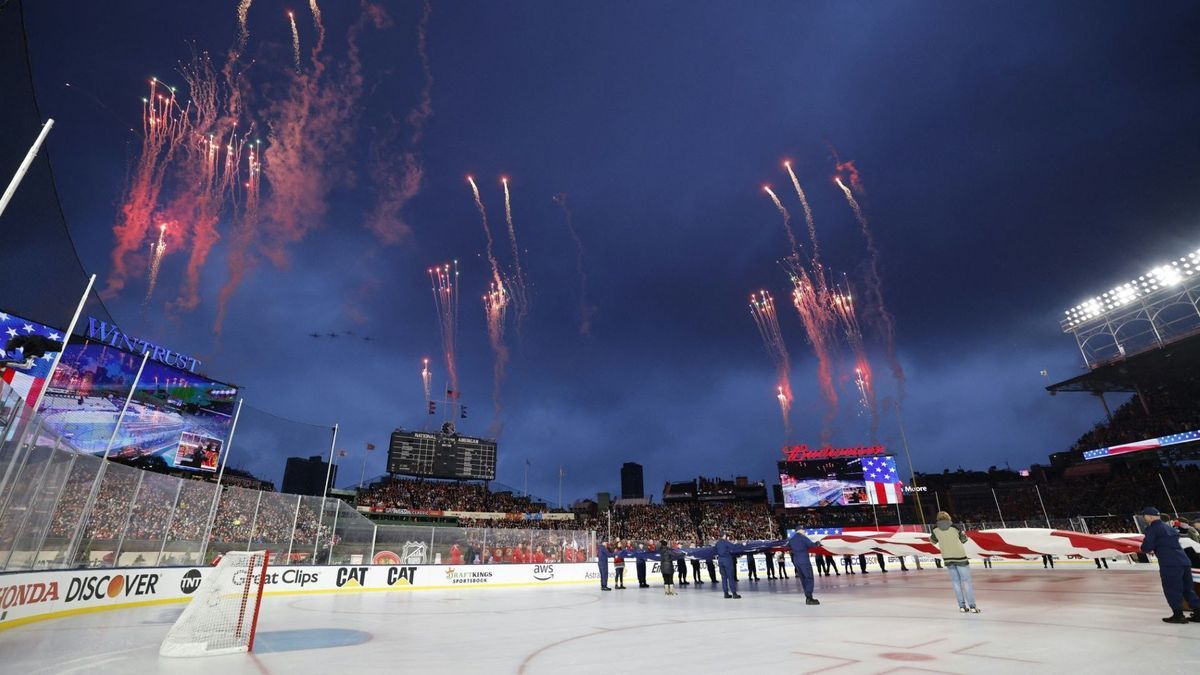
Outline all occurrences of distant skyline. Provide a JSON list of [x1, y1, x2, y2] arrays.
[[8, 1, 1200, 503]]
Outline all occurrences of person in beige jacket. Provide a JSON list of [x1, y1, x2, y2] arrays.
[[929, 511, 980, 613]]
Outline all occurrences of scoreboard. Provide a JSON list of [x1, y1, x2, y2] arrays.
[[387, 429, 497, 481]]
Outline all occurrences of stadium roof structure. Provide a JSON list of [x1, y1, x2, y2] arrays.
[[1060, 246, 1200, 369], [1046, 330, 1200, 394]]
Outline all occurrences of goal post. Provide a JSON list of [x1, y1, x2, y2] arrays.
[[160, 550, 270, 657]]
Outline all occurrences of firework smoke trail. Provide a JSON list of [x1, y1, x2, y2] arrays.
[[421, 358, 432, 402], [552, 194, 593, 334], [215, 138, 260, 335], [831, 282, 878, 439], [469, 176, 511, 423], [501, 177, 530, 326], [309, 0, 325, 47], [787, 265, 840, 444], [836, 175, 905, 401], [237, 0, 253, 48], [143, 223, 168, 308], [783, 162, 819, 266], [365, 0, 432, 244], [428, 261, 460, 394], [105, 78, 187, 297], [750, 290, 794, 436], [762, 186, 798, 256], [289, 12, 302, 72]]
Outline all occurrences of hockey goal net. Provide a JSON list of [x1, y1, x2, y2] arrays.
[[160, 550, 270, 657]]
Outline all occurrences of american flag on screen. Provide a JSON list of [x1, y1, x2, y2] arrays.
[[863, 455, 903, 505], [0, 311, 62, 407]]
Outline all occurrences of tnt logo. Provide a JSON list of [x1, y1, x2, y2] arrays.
[[180, 569, 202, 595], [387, 566, 418, 586], [336, 567, 368, 588]]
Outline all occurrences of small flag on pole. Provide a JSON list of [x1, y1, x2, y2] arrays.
[[366, 443, 375, 451], [337, 449, 347, 458]]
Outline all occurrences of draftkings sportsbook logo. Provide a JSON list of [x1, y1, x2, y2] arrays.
[[180, 569, 203, 595], [444, 568, 493, 585], [532, 564, 555, 581]]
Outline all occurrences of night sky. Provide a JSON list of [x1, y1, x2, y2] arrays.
[[13, 1, 1200, 502]]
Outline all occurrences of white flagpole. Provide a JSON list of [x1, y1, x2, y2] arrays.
[[214, 398, 244, 488], [0, 119, 54, 221], [315, 424, 339, 563], [358, 443, 372, 490]]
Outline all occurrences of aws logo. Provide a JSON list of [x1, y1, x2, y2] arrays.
[[533, 564, 555, 581], [336, 567, 368, 588], [387, 566, 419, 586]]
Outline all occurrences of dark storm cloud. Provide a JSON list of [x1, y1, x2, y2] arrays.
[[16, 1, 1200, 498]]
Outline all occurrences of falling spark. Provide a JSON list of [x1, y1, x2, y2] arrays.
[[552, 193, 594, 334], [763, 186, 798, 256], [836, 175, 905, 402], [237, 0, 253, 50], [421, 357, 432, 402], [750, 290, 794, 436], [831, 282, 878, 438], [785, 261, 839, 444], [783, 161, 819, 266], [144, 223, 168, 308], [428, 260, 459, 394], [288, 11, 302, 72], [501, 177, 529, 326], [470, 176, 510, 424]]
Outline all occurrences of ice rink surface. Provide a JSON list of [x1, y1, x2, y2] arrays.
[[3, 566, 1198, 674]]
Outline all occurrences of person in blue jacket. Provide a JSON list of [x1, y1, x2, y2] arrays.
[[597, 541, 613, 591], [787, 530, 821, 605], [635, 542, 649, 588], [716, 531, 741, 599], [1139, 507, 1200, 623]]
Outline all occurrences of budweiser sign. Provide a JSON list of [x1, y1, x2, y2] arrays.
[[781, 444, 885, 462]]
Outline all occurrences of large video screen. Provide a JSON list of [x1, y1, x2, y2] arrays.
[[1, 310, 237, 472], [779, 456, 904, 507]]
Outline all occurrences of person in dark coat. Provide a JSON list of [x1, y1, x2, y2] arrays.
[[787, 530, 820, 605], [635, 542, 649, 587], [1140, 507, 1200, 623], [716, 531, 741, 599], [660, 539, 677, 595], [842, 554, 855, 574], [676, 542, 689, 586], [874, 553, 888, 573], [598, 541, 613, 591], [690, 550, 703, 584], [765, 547, 777, 579], [776, 550, 789, 579], [825, 554, 840, 576], [706, 548, 718, 584], [745, 550, 759, 581]]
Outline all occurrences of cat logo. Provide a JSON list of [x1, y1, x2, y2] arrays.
[[387, 566, 419, 586], [336, 567, 368, 588]]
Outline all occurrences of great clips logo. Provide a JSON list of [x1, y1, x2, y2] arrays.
[[65, 573, 160, 603]]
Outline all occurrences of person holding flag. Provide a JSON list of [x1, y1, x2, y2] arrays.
[[597, 541, 613, 591], [787, 530, 820, 605], [716, 531, 741, 599]]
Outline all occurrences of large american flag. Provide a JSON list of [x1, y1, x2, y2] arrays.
[[0, 311, 63, 407], [862, 455, 903, 505], [1083, 430, 1200, 460]]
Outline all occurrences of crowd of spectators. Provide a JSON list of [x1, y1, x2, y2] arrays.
[[356, 478, 549, 514]]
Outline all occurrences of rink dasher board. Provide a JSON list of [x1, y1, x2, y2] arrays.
[[2, 561, 1195, 631], [0, 563, 601, 629]]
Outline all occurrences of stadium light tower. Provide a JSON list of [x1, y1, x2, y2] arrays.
[[1061, 247, 1200, 368]]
